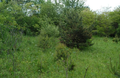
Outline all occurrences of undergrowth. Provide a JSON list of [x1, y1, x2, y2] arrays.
[[0, 36, 120, 78]]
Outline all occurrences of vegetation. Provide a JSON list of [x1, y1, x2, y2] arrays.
[[95, 12, 114, 36], [109, 55, 120, 77], [0, 0, 120, 78], [59, 9, 93, 49], [1, 35, 120, 78]]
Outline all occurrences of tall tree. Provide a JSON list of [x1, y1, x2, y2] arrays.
[[80, 8, 96, 28], [109, 7, 120, 37], [95, 12, 114, 36]]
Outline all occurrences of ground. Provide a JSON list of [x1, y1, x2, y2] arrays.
[[0, 36, 120, 78]]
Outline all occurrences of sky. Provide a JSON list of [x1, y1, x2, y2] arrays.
[[84, 0, 120, 11], [50, 0, 120, 12]]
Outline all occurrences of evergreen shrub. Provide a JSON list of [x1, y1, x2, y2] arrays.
[[59, 10, 93, 50]]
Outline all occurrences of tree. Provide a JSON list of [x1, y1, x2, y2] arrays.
[[109, 7, 120, 37], [0, 1, 23, 56], [59, 9, 93, 49], [95, 12, 114, 36], [40, 1, 61, 26], [40, 1, 57, 18], [80, 8, 96, 28]]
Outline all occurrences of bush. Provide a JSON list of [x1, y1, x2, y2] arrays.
[[38, 24, 59, 51], [54, 43, 70, 61], [116, 24, 120, 37], [0, 24, 23, 56], [38, 35, 57, 51], [16, 15, 41, 36], [40, 24, 59, 37], [59, 10, 93, 50], [54, 43, 75, 71], [112, 35, 120, 43], [109, 56, 120, 77], [37, 61, 48, 74], [0, 3, 23, 55]]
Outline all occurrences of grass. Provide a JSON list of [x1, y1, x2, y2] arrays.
[[0, 36, 120, 78]]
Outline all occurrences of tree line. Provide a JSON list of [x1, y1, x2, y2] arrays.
[[0, 0, 120, 50]]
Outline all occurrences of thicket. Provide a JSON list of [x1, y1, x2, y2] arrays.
[[16, 15, 41, 36], [0, 1, 23, 56]]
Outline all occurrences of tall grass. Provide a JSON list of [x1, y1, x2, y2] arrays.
[[0, 36, 120, 78]]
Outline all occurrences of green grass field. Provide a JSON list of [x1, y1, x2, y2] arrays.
[[0, 36, 120, 78]]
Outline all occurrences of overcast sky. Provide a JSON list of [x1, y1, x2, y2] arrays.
[[50, 0, 120, 12], [84, 0, 120, 11]]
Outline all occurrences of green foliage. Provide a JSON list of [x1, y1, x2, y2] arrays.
[[0, 24, 23, 56], [40, 1, 60, 26], [59, 10, 93, 49], [1, 1, 120, 77], [38, 24, 59, 51], [80, 8, 96, 28], [108, 7, 120, 37], [0, 24, 8, 55], [0, 9, 18, 27], [112, 35, 120, 43], [24, 2, 40, 15], [0, 1, 23, 57], [0, 0, 7, 11], [16, 15, 40, 36], [1, 36, 120, 78], [40, 24, 59, 37], [7, 1, 23, 16], [109, 56, 120, 77], [16, 14, 58, 36], [40, 2, 57, 18], [116, 24, 120, 37], [37, 59, 48, 74], [38, 35, 57, 51], [103, 37, 108, 42], [95, 12, 114, 36], [54, 43, 70, 61], [0, 1, 41, 36], [61, 0, 85, 10], [54, 43, 75, 71]]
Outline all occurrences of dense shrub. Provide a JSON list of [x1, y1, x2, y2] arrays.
[[0, 2, 23, 56], [40, 1, 59, 26], [0, 24, 23, 56], [38, 24, 59, 51], [59, 10, 93, 49], [54, 43, 70, 61], [109, 8, 120, 37], [16, 15, 40, 36], [109, 56, 120, 77], [38, 35, 57, 51], [116, 24, 120, 37], [41, 24, 59, 37], [112, 35, 120, 43], [37, 60, 48, 73], [54, 43, 75, 71]]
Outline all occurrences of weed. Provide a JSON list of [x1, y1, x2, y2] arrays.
[[108, 55, 120, 77]]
